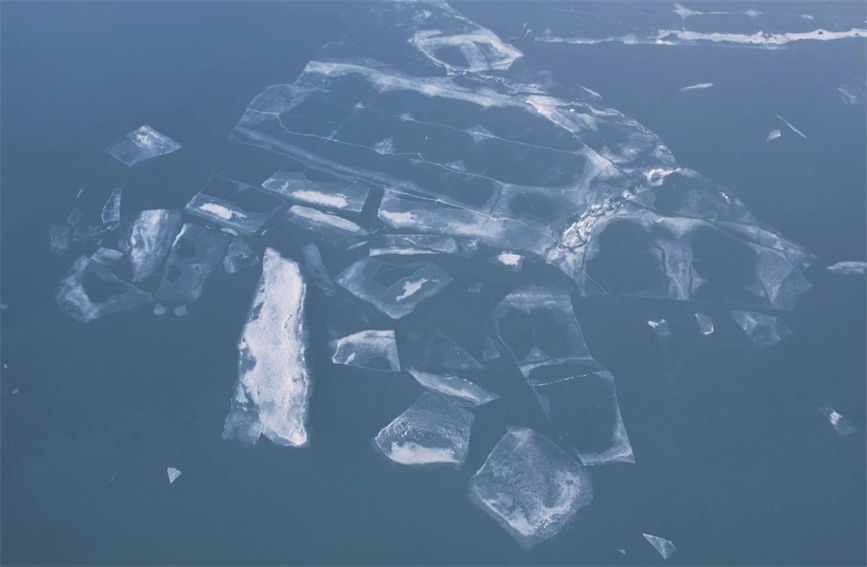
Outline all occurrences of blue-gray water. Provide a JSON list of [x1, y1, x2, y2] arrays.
[[1, 2, 864, 564]]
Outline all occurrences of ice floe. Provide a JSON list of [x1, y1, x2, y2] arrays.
[[819, 407, 857, 436], [106, 125, 181, 166], [121, 209, 183, 283], [678, 82, 714, 92], [731, 310, 791, 347], [300, 243, 336, 295], [825, 261, 867, 276], [55, 256, 152, 323], [330, 329, 401, 372], [185, 175, 286, 236], [261, 167, 370, 214], [156, 224, 229, 306], [222, 237, 259, 274], [223, 248, 310, 447], [100, 187, 122, 228], [643, 533, 676, 559], [776, 114, 808, 139], [374, 392, 473, 468], [694, 312, 714, 335], [167, 467, 182, 484], [407, 369, 498, 407], [647, 318, 672, 338], [766, 128, 782, 142], [469, 427, 593, 549]]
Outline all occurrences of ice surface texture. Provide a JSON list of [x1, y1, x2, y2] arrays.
[[106, 125, 181, 166], [469, 427, 593, 549], [223, 249, 311, 447]]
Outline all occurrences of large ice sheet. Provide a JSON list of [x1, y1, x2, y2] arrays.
[[155, 223, 229, 306], [491, 286, 634, 465], [335, 257, 453, 319], [223, 248, 310, 447], [106, 125, 181, 166], [468, 427, 593, 549], [373, 392, 473, 468], [184, 175, 286, 236], [120, 209, 183, 283], [330, 329, 401, 372], [55, 256, 152, 323]]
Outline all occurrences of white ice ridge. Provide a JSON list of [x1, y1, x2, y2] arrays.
[[167, 467, 182, 484], [223, 248, 311, 447], [678, 82, 714, 92], [776, 114, 808, 139], [825, 261, 867, 276], [643, 533, 677, 559]]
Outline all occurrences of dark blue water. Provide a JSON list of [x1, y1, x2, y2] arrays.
[[2, 2, 864, 565]]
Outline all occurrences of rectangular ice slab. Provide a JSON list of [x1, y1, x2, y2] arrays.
[[336, 257, 453, 319], [184, 175, 286, 236], [469, 427, 593, 549], [120, 209, 183, 282], [223, 248, 311, 447], [55, 256, 152, 323], [155, 224, 229, 306], [491, 286, 634, 465], [330, 329, 401, 372], [373, 392, 473, 468], [105, 125, 181, 166], [261, 167, 370, 214]]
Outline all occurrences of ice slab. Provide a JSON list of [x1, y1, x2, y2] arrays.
[[167, 467, 182, 484], [468, 427, 593, 549], [120, 209, 183, 283], [101, 187, 122, 228], [373, 392, 474, 468], [55, 256, 152, 323], [731, 310, 791, 347], [766, 128, 782, 142], [281, 205, 368, 240], [261, 167, 370, 213], [155, 224, 229, 306], [336, 257, 453, 319], [369, 234, 460, 257], [408, 369, 498, 407], [494, 252, 524, 271], [223, 248, 310, 447], [678, 82, 714, 92], [49, 225, 72, 255], [401, 331, 482, 371], [300, 243, 335, 295], [330, 329, 401, 372], [826, 261, 867, 276], [694, 312, 715, 335], [819, 407, 857, 436], [106, 125, 181, 166], [491, 286, 634, 465], [647, 318, 672, 338], [185, 175, 286, 236], [643, 533, 676, 559], [222, 237, 259, 274], [91, 247, 124, 266]]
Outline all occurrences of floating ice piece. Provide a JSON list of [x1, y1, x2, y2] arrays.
[[90, 247, 124, 266], [617, 548, 627, 555], [643, 533, 676, 559], [49, 225, 72, 255], [336, 257, 453, 319], [491, 287, 634, 465], [106, 125, 181, 166], [731, 310, 791, 347], [282, 205, 368, 240], [185, 175, 286, 236], [330, 329, 401, 372], [155, 224, 229, 306], [495, 252, 524, 271], [300, 243, 335, 295], [222, 237, 259, 274], [694, 312, 714, 335], [826, 261, 867, 276], [776, 114, 808, 139], [373, 392, 474, 468], [261, 167, 370, 213], [154, 303, 169, 316], [538, 27, 867, 48], [55, 256, 152, 323], [402, 331, 482, 371], [101, 187, 122, 228], [369, 234, 460, 257], [173, 305, 188, 317], [121, 209, 183, 283], [167, 467, 182, 484], [647, 318, 672, 338], [469, 427, 593, 549], [223, 249, 310, 447], [838, 83, 865, 105], [766, 128, 782, 141], [678, 82, 714, 92], [819, 407, 857, 436], [408, 369, 498, 407]]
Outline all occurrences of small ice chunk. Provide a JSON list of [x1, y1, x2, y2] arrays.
[[173, 305, 188, 317], [408, 369, 498, 407], [617, 549, 627, 555], [647, 318, 672, 338], [121, 209, 183, 282], [678, 82, 714, 92], [167, 467, 182, 484], [101, 187, 123, 228], [643, 533, 676, 559], [468, 427, 593, 549], [55, 256, 152, 323], [282, 205, 368, 240], [106, 125, 181, 166], [222, 237, 259, 274], [483, 337, 502, 362], [819, 407, 857, 436], [369, 234, 460, 257], [731, 310, 791, 347], [336, 257, 453, 319], [154, 303, 169, 316], [261, 168, 370, 214], [49, 225, 72, 255], [694, 312, 714, 335], [766, 128, 782, 141], [373, 392, 474, 468], [300, 243, 335, 295], [330, 330, 401, 372], [495, 252, 524, 270], [185, 175, 286, 236], [90, 247, 124, 266], [223, 249, 310, 447], [155, 224, 229, 306], [825, 261, 867, 276]]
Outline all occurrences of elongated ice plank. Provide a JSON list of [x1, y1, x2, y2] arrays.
[[408, 369, 498, 407]]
